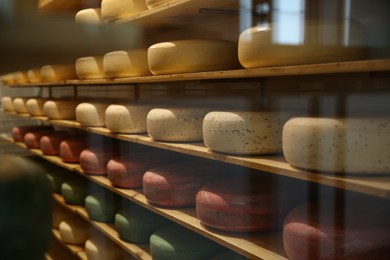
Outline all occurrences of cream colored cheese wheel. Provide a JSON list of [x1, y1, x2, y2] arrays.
[[41, 65, 77, 82], [147, 107, 210, 142], [52, 204, 72, 228], [105, 104, 152, 133], [27, 69, 42, 83], [59, 218, 90, 244], [12, 97, 29, 114], [85, 235, 122, 260], [26, 98, 47, 116], [145, 0, 172, 9], [75, 56, 105, 79], [283, 117, 390, 174], [148, 39, 239, 75], [0, 73, 14, 85], [75, 8, 104, 25], [75, 102, 109, 126], [203, 111, 288, 155], [12, 71, 29, 84], [101, 0, 147, 21], [238, 21, 366, 68], [103, 49, 151, 78], [43, 99, 79, 119], [1, 96, 14, 112]]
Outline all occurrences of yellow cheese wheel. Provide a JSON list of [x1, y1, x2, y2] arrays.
[[12, 97, 29, 114], [59, 218, 90, 245], [13, 71, 29, 84], [27, 69, 42, 83], [145, 0, 172, 9], [75, 8, 104, 25], [43, 99, 80, 119], [103, 49, 151, 78], [0, 73, 15, 85], [101, 0, 147, 21], [26, 98, 47, 116], [75, 102, 109, 127], [75, 56, 105, 79], [148, 39, 239, 75], [1, 96, 14, 112], [41, 65, 77, 82]]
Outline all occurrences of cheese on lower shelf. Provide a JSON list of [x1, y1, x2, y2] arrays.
[[75, 56, 105, 79], [85, 235, 123, 260], [150, 224, 223, 259], [61, 178, 89, 205], [27, 69, 42, 83], [75, 8, 104, 25], [1, 96, 14, 112], [12, 125, 54, 142], [12, 97, 29, 114], [101, 0, 148, 21], [59, 217, 90, 245], [103, 49, 151, 78], [59, 136, 89, 163], [40, 132, 73, 155], [75, 102, 109, 127], [52, 203, 72, 228], [41, 65, 77, 82], [43, 99, 80, 119], [145, 0, 171, 9], [26, 98, 47, 116], [147, 107, 210, 142], [24, 130, 56, 149], [80, 146, 119, 175], [282, 117, 390, 174], [148, 39, 239, 75], [85, 191, 121, 222], [203, 111, 289, 155]]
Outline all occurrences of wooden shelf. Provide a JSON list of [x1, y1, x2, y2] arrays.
[[51, 229, 87, 260], [7, 59, 390, 88], [38, 0, 100, 14]]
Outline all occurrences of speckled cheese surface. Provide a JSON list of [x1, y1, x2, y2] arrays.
[[282, 117, 390, 173], [43, 99, 79, 119], [148, 39, 239, 75], [75, 56, 105, 79], [12, 97, 28, 114], [76, 102, 109, 126], [101, 0, 147, 21], [103, 49, 151, 78], [26, 98, 46, 116], [85, 235, 122, 260], [1, 96, 14, 111], [105, 104, 152, 133], [145, 0, 172, 9], [147, 107, 209, 142], [203, 111, 288, 155], [41, 65, 77, 82], [75, 8, 103, 25], [59, 218, 90, 244]]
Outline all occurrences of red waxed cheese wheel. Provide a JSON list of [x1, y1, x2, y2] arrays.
[[283, 199, 390, 260], [23, 130, 62, 149], [79, 145, 121, 175], [143, 162, 220, 207], [40, 132, 74, 155], [59, 137, 89, 163], [12, 125, 54, 142], [196, 176, 303, 232], [107, 152, 171, 189]]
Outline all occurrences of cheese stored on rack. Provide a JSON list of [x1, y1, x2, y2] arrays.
[[75, 8, 104, 25], [0, 73, 14, 85], [59, 217, 90, 244], [12, 125, 54, 142], [27, 69, 42, 83], [103, 49, 151, 78], [282, 117, 390, 174], [101, 0, 147, 21], [12, 97, 28, 114], [59, 136, 89, 163], [105, 104, 152, 133], [41, 65, 77, 82], [75, 102, 109, 127], [85, 191, 121, 222], [80, 147, 118, 175], [75, 56, 105, 79], [61, 178, 89, 205], [52, 203, 72, 228], [1, 96, 14, 112], [24, 130, 56, 149], [145, 0, 172, 9], [147, 107, 209, 142], [40, 132, 73, 155], [12, 71, 29, 84], [85, 235, 123, 260], [43, 99, 79, 119], [148, 39, 239, 75], [46, 167, 74, 193], [26, 98, 46, 116]]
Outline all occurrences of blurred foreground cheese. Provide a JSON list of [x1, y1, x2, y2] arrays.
[[101, 0, 147, 21], [75, 8, 104, 25], [103, 49, 151, 78], [12, 71, 29, 84], [27, 69, 42, 83], [41, 65, 77, 82], [75, 56, 105, 79], [13, 97, 29, 114]]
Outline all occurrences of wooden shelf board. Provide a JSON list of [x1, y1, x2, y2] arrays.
[[51, 229, 87, 259]]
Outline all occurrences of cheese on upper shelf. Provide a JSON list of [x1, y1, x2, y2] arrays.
[[103, 49, 151, 78], [59, 217, 90, 245], [41, 65, 77, 82], [0, 73, 14, 85], [26, 98, 47, 116], [12, 97, 29, 114], [145, 0, 172, 9], [75, 102, 109, 127], [75, 8, 104, 25], [85, 191, 121, 222], [75, 56, 105, 79], [43, 99, 80, 119], [101, 0, 147, 21], [85, 235, 123, 260], [59, 136, 89, 163], [1, 96, 14, 112], [12, 71, 29, 84], [27, 69, 42, 83]]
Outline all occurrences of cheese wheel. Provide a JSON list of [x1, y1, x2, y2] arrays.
[[283, 199, 390, 260], [61, 178, 89, 205], [13, 97, 29, 114], [80, 146, 120, 175], [12, 125, 54, 142], [105, 104, 152, 133], [143, 162, 219, 207], [150, 224, 223, 259], [238, 21, 366, 68], [145, 0, 172, 9], [26, 98, 47, 116], [12, 71, 29, 84], [148, 39, 239, 75], [101, 0, 147, 21], [24, 130, 57, 149], [147, 107, 209, 142], [41, 65, 77, 82], [1, 96, 14, 112], [43, 99, 79, 119], [27, 69, 42, 83], [59, 137, 89, 163], [203, 111, 289, 155], [0, 73, 14, 85], [75, 56, 105, 79], [40, 132, 73, 155], [52, 203, 72, 228], [282, 117, 390, 174], [75, 102, 109, 127], [59, 217, 90, 244], [85, 191, 121, 222], [114, 203, 169, 243], [46, 167, 74, 193], [103, 49, 151, 78], [85, 235, 122, 260], [75, 8, 104, 25]]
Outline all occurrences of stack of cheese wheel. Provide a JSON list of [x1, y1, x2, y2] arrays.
[[75, 56, 105, 79], [59, 217, 90, 244], [52, 203, 72, 228], [114, 203, 169, 244], [27, 68, 42, 83], [43, 99, 80, 119], [75, 8, 104, 25], [61, 178, 89, 205], [150, 224, 223, 259], [143, 161, 219, 207], [105, 103, 152, 133], [12, 71, 29, 84], [12, 125, 54, 142], [203, 111, 289, 155], [75, 102, 110, 127], [59, 136, 89, 163], [196, 176, 302, 232], [12, 97, 29, 114], [145, 0, 171, 9], [80, 144, 120, 175], [24, 129, 59, 149], [238, 21, 366, 68], [147, 107, 210, 142], [283, 198, 390, 260], [46, 167, 75, 193], [26, 98, 47, 116], [85, 235, 123, 260], [0, 74, 14, 85], [41, 65, 77, 82], [148, 39, 239, 75], [103, 48, 151, 78], [1, 96, 14, 112], [107, 152, 172, 188], [100, 0, 147, 21], [282, 117, 390, 174], [85, 190, 121, 222], [40, 131, 74, 155]]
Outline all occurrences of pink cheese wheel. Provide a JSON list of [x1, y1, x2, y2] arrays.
[[79, 145, 120, 175], [196, 176, 302, 232], [59, 137, 89, 163], [12, 125, 54, 142], [23, 130, 59, 149], [283, 199, 390, 260], [40, 132, 74, 155], [143, 162, 219, 207], [107, 152, 171, 189]]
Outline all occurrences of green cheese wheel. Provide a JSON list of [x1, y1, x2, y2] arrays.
[[150, 224, 223, 260], [61, 178, 88, 205], [85, 191, 121, 222]]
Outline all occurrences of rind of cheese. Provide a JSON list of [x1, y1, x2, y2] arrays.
[[75, 56, 105, 79], [282, 117, 390, 174], [105, 104, 152, 133], [145, 0, 172, 9], [40, 132, 73, 156], [203, 111, 288, 155], [76, 102, 109, 126], [75, 8, 104, 25], [43, 99, 79, 119], [103, 49, 151, 78], [85, 235, 123, 260], [12, 97, 29, 114], [27, 69, 42, 83], [1, 96, 14, 111], [61, 178, 88, 205], [26, 98, 47, 116], [13, 71, 29, 84], [101, 0, 147, 21], [148, 39, 239, 75], [80, 146, 120, 175], [24, 130, 55, 149], [59, 137, 89, 163], [85, 191, 121, 222], [59, 218, 90, 244], [41, 65, 77, 82], [147, 107, 209, 142]]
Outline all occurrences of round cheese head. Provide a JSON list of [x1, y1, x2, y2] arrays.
[[40, 132, 73, 156], [85, 191, 121, 222], [59, 217, 90, 244], [101, 0, 147, 21], [43, 99, 79, 119], [12, 71, 29, 84], [59, 136, 89, 163], [103, 49, 151, 78], [1, 96, 14, 112], [12, 125, 54, 142], [26, 98, 47, 116], [75, 56, 105, 79], [105, 104, 152, 133], [76, 102, 109, 127], [41, 65, 77, 82], [85, 235, 123, 260], [75, 8, 104, 25], [61, 178, 89, 205], [0, 74, 15, 85], [12, 97, 29, 114], [27, 69, 42, 83]]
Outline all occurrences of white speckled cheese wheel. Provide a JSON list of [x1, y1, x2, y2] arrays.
[[12, 71, 29, 84], [27, 69, 42, 83], [59, 136, 89, 163], [41, 65, 77, 82], [59, 217, 90, 244], [85, 191, 121, 222], [105, 104, 152, 133], [75, 56, 105, 79], [103, 49, 151, 78], [43, 99, 79, 119], [101, 0, 147, 21], [0, 74, 14, 85], [238, 22, 366, 68], [1, 96, 14, 111], [145, 0, 171, 9], [147, 107, 209, 142], [203, 111, 288, 155], [75, 8, 103, 25], [26, 98, 47, 116], [12, 97, 29, 114], [52, 203, 72, 228], [283, 117, 390, 174], [148, 39, 239, 75], [85, 235, 122, 260], [76, 102, 109, 126]]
